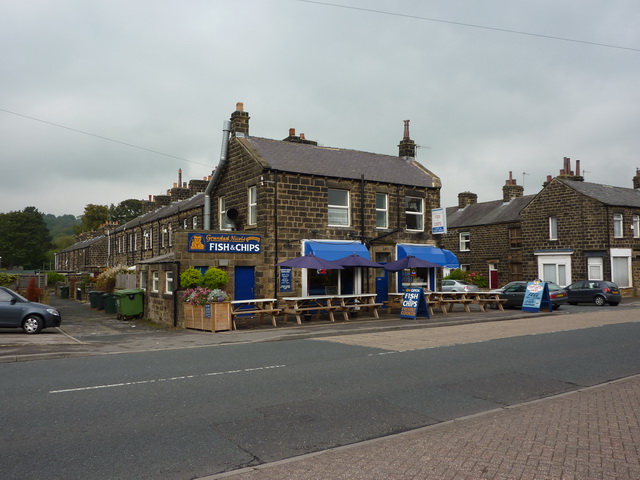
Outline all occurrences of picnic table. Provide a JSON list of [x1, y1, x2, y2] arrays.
[[464, 291, 507, 312], [334, 293, 383, 321], [230, 298, 281, 329], [282, 294, 383, 324]]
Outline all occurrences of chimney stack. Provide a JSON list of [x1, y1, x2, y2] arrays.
[[557, 157, 584, 182], [502, 171, 524, 201], [398, 120, 416, 159], [458, 191, 478, 209], [633, 168, 640, 189], [230, 102, 250, 136]]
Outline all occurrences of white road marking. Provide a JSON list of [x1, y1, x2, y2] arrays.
[[49, 364, 286, 394]]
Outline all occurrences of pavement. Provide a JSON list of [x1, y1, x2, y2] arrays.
[[3, 295, 640, 479]]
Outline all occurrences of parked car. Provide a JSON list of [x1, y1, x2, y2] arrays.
[[490, 281, 522, 294], [565, 281, 621, 306], [498, 281, 568, 310], [0, 286, 61, 334], [441, 280, 480, 292]]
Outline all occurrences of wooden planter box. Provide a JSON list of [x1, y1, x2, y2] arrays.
[[183, 302, 232, 332]]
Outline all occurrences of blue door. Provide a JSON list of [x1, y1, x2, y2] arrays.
[[375, 252, 390, 304], [234, 266, 255, 301]]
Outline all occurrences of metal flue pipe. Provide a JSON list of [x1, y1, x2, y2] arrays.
[[204, 120, 232, 230]]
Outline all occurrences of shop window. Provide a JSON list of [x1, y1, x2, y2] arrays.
[[328, 189, 350, 227], [405, 196, 424, 231], [613, 213, 623, 238], [376, 193, 388, 229], [459, 232, 470, 251], [549, 216, 558, 240], [248, 185, 257, 225]]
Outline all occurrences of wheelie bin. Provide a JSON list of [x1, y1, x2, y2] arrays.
[[114, 289, 144, 319], [103, 293, 117, 314], [60, 286, 69, 299]]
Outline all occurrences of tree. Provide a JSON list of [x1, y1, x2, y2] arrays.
[[109, 199, 143, 225], [73, 204, 110, 234], [0, 207, 52, 269]]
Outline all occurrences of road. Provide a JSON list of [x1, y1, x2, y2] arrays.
[[2, 308, 640, 479]]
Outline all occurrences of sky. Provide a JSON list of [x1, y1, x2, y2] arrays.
[[2, 0, 639, 217]]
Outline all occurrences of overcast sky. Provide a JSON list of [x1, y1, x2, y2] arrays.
[[2, 0, 639, 217]]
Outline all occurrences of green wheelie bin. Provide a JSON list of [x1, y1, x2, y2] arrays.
[[114, 289, 144, 319], [103, 293, 117, 314]]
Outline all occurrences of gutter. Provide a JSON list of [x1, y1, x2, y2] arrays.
[[204, 120, 232, 230]]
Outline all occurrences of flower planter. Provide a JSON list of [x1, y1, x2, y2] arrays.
[[183, 302, 231, 332]]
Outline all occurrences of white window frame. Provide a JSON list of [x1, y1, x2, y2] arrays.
[[549, 216, 558, 241], [459, 232, 471, 252], [183, 218, 188, 229], [405, 196, 424, 232], [613, 213, 623, 238], [375, 193, 388, 229], [165, 271, 174, 294], [219, 196, 233, 230], [192, 216, 198, 229], [143, 230, 149, 250], [140, 272, 147, 290], [587, 257, 603, 281], [152, 271, 159, 293], [168, 223, 173, 247], [328, 189, 350, 227], [161, 225, 167, 247], [611, 248, 632, 288], [535, 251, 573, 286], [633, 215, 639, 238], [248, 185, 257, 225]]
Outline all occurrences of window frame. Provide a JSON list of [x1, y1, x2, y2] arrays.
[[613, 213, 623, 238], [248, 185, 257, 226], [405, 196, 424, 232], [549, 216, 558, 241], [152, 271, 159, 293], [165, 271, 174, 294], [459, 232, 471, 252], [328, 188, 350, 227], [375, 193, 388, 229]]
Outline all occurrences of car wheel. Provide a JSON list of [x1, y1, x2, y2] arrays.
[[609, 302, 619, 306], [23, 315, 43, 334], [594, 295, 606, 306]]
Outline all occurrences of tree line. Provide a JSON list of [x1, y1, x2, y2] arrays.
[[0, 199, 142, 270]]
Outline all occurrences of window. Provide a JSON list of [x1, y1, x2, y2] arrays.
[[459, 232, 470, 251], [248, 185, 257, 225], [611, 248, 631, 287], [183, 218, 188, 229], [143, 230, 149, 250], [168, 224, 173, 247], [509, 262, 523, 282], [587, 257, 603, 281], [148, 227, 153, 250], [613, 214, 623, 238], [219, 197, 233, 230], [542, 263, 567, 286], [140, 272, 147, 290], [509, 227, 522, 248], [161, 225, 167, 247], [193, 216, 198, 229], [633, 215, 639, 238], [165, 271, 174, 294], [152, 271, 159, 292], [134, 233, 138, 251], [375, 193, 388, 229], [405, 196, 424, 231], [328, 189, 350, 226], [549, 216, 558, 240]]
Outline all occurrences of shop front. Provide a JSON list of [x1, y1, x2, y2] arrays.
[[395, 244, 460, 291]]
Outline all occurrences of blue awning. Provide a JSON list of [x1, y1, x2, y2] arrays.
[[304, 241, 371, 261], [397, 245, 459, 268]]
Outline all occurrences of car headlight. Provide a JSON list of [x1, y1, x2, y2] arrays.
[[47, 309, 60, 316]]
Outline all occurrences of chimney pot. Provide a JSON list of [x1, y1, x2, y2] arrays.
[[236, 102, 244, 112], [300, 133, 305, 140], [289, 128, 296, 136]]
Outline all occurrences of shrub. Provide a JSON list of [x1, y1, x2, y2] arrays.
[[180, 287, 230, 305], [180, 267, 204, 289], [444, 269, 488, 288], [25, 277, 42, 302], [202, 268, 228, 290], [47, 272, 66, 285], [95, 265, 130, 293], [0, 272, 19, 287]]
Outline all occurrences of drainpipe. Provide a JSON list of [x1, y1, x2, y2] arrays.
[[173, 260, 181, 327], [204, 120, 232, 230]]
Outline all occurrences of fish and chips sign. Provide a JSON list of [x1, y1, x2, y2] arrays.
[[188, 233, 261, 253]]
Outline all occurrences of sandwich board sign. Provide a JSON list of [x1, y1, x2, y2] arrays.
[[400, 287, 430, 319], [522, 281, 552, 313]]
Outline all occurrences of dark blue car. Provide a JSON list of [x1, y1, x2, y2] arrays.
[[0, 286, 62, 334], [565, 281, 621, 306]]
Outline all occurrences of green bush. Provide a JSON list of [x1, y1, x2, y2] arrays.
[[47, 272, 66, 285], [0, 272, 19, 286], [180, 267, 204, 289], [444, 269, 488, 288], [202, 268, 228, 290]]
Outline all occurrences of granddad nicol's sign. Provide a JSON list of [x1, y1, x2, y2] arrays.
[[188, 233, 261, 253]]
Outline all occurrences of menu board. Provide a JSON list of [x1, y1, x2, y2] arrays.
[[522, 281, 552, 312], [400, 287, 430, 319]]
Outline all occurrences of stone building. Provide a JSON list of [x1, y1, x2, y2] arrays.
[[65, 103, 453, 326], [441, 172, 534, 289]]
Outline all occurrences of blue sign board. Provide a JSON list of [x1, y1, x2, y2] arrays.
[[279, 267, 292, 293], [400, 287, 430, 319], [522, 281, 552, 312], [188, 233, 261, 253]]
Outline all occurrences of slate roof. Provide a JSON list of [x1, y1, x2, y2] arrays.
[[445, 195, 534, 228], [60, 234, 105, 253], [115, 194, 205, 232], [239, 136, 440, 188], [560, 179, 640, 207]]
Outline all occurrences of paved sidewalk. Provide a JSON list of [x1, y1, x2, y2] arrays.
[[205, 374, 640, 480]]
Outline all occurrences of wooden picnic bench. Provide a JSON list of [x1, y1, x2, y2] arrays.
[[281, 296, 339, 324], [335, 294, 383, 321], [231, 298, 281, 329]]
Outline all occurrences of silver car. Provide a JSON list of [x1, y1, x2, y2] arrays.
[[441, 280, 480, 292], [0, 286, 62, 334]]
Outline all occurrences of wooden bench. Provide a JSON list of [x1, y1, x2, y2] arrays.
[[281, 296, 340, 324], [231, 299, 281, 329]]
